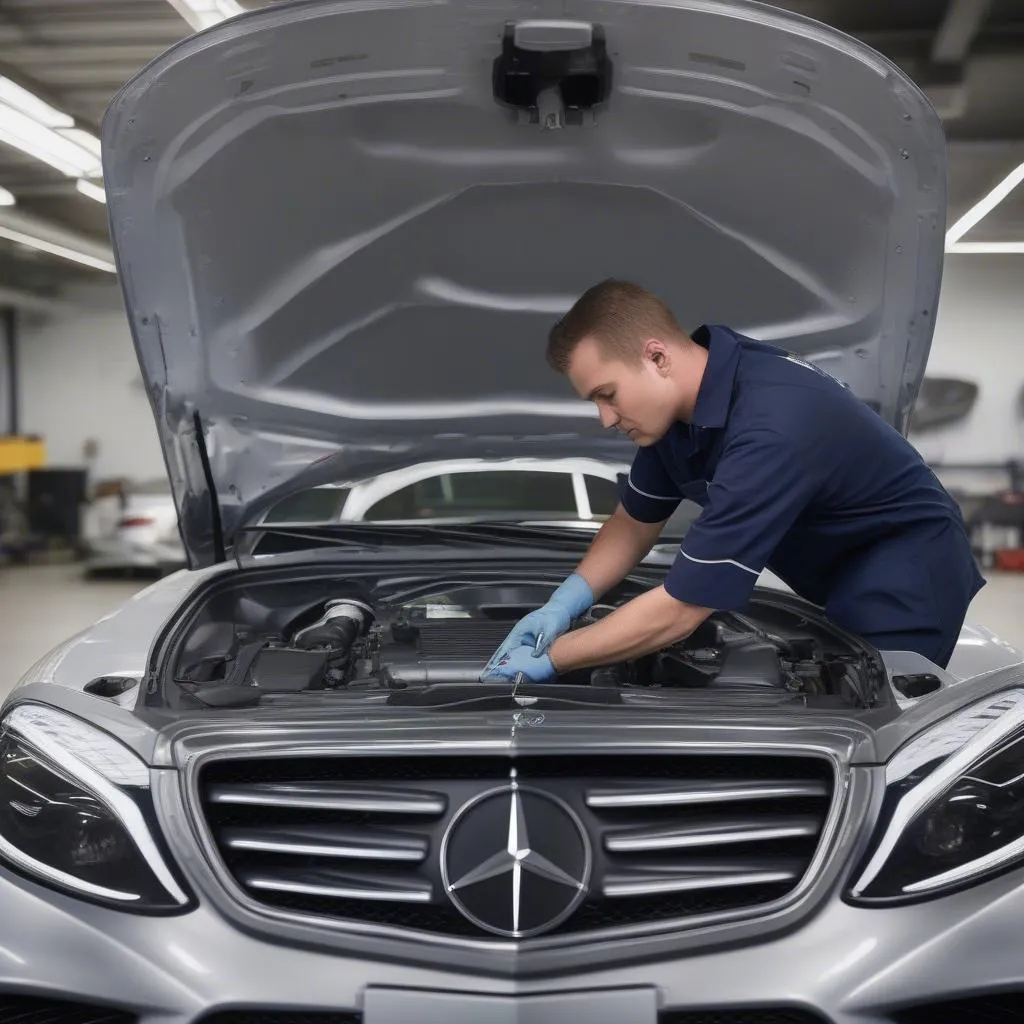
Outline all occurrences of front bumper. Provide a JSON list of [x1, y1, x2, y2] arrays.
[[2, 852, 1024, 1024]]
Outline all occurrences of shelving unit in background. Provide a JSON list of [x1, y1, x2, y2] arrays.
[[931, 459, 1024, 570]]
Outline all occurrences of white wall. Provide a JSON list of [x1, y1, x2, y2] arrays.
[[12, 255, 1024, 488], [913, 253, 1024, 494], [17, 286, 163, 483]]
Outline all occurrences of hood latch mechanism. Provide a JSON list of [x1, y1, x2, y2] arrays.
[[493, 20, 613, 129]]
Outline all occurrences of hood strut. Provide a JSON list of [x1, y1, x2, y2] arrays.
[[193, 410, 226, 564]]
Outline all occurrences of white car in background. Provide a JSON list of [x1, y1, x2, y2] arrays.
[[79, 461, 615, 576], [260, 457, 627, 528], [95, 459, 699, 572], [342, 457, 624, 524], [258, 457, 703, 569], [82, 478, 186, 576]]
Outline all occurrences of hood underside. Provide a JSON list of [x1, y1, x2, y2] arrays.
[[102, 0, 947, 567]]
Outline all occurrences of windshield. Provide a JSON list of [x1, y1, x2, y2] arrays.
[[362, 469, 583, 521], [252, 464, 699, 556]]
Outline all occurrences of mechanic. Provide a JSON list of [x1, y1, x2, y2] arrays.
[[482, 279, 984, 683]]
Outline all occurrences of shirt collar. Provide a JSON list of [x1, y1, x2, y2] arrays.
[[689, 324, 741, 429]]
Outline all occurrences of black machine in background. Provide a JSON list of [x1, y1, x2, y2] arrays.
[[25, 468, 88, 544]]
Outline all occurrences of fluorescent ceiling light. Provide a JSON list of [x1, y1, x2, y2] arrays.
[[0, 78, 73, 129], [62, 129, 102, 160], [75, 179, 106, 204], [946, 159, 1024, 248], [0, 106, 99, 177], [0, 77, 101, 178], [0, 223, 116, 273], [0, 186, 14, 207], [166, 0, 245, 31], [946, 241, 1024, 254]]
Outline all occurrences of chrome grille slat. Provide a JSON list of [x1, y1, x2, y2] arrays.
[[605, 814, 820, 853], [208, 781, 446, 814], [586, 779, 828, 809], [241, 867, 433, 903], [603, 866, 801, 898], [222, 825, 427, 862]]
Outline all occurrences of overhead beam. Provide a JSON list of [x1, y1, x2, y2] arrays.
[[932, 0, 993, 63], [4, 43, 172, 67], [28, 66, 144, 90], [922, 0, 993, 120], [857, 23, 1024, 49], [0, 21, 183, 46]]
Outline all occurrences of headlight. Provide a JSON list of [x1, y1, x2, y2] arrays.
[[849, 688, 1024, 904], [0, 704, 190, 911]]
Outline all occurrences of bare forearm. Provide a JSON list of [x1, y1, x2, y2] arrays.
[[574, 505, 665, 600], [548, 586, 713, 672]]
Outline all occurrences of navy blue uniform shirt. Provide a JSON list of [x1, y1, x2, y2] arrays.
[[620, 325, 984, 667]]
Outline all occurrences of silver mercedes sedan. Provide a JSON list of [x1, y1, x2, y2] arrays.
[[1, 2, 1021, 1023]]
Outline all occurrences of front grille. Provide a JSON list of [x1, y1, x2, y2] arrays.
[[195, 1010, 828, 1024], [197, 754, 834, 940], [0, 995, 135, 1024], [891, 991, 1024, 1023], [195, 1008, 828, 1024]]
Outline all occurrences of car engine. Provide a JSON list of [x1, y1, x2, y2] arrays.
[[167, 574, 881, 709]]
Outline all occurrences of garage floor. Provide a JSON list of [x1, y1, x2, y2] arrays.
[[1, 563, 1023, 701]]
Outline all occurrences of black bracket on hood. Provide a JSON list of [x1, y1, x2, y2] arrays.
[[492, 21, 613, 128], [193, 410, 226, 564]]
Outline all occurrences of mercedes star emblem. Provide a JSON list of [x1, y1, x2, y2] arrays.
[[440, 770, 591, 938]]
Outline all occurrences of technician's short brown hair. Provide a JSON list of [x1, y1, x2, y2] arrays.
[[546, 279, 685, 373]]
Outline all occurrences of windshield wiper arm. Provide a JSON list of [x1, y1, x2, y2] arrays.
[[236, 521, 596, 552], [361, 520, 598, 550], [237, 522, 489, 550], [236, 524, 383, 550], [421, 521, 598, 548]]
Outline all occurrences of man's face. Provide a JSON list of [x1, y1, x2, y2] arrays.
[[566, 335, 681, 446]]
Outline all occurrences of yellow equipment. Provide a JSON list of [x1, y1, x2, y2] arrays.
[[0, 436, 45, 475]]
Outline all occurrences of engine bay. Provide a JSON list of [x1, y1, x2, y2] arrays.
[[167, 571, 883, 709]]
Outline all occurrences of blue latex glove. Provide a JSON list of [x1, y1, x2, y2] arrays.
[[481, 644, 556, 683], [481, 573, 593, 677]]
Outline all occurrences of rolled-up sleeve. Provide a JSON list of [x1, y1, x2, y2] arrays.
[[619, 446, 682, 523], [664, 428, 820, 609]]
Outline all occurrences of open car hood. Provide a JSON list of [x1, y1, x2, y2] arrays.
[[102, 0, 947, 568]]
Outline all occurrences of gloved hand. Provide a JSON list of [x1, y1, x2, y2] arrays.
[[481, 573, 593, 678], [480, 644, 556, 683]]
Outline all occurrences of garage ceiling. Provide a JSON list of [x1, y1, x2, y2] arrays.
[[0, 0, 1021, 302]]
